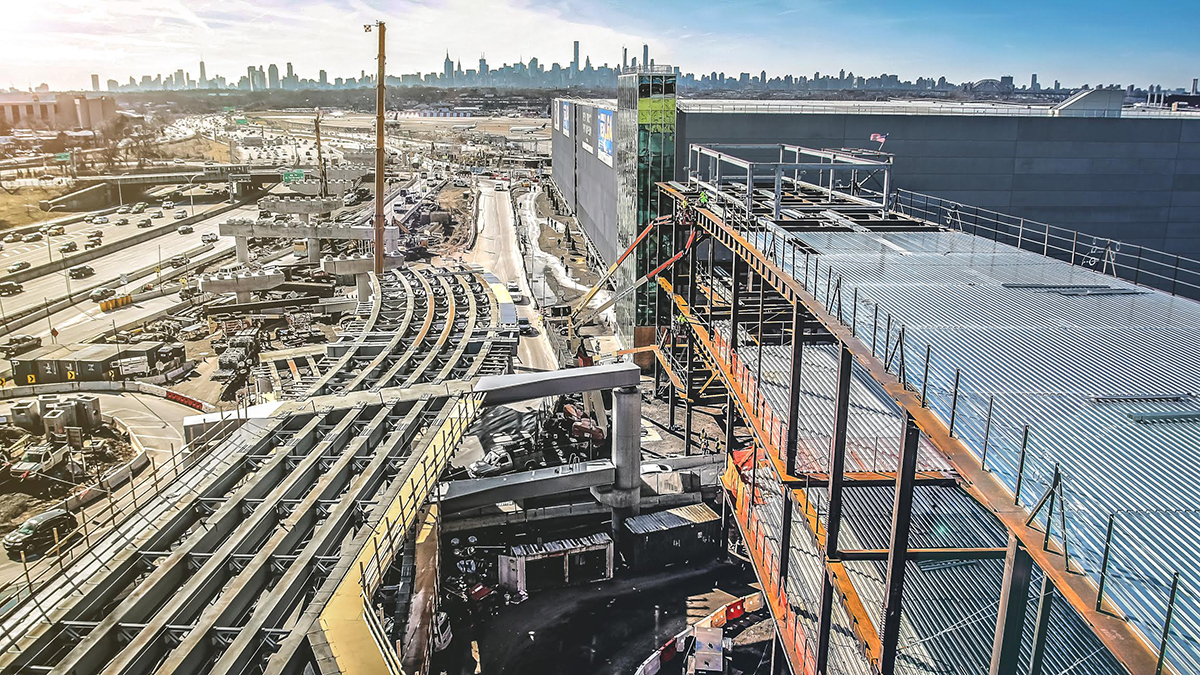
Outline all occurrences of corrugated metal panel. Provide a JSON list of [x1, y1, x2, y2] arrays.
[[624, 502, 720, 535], [509, 532, 612, 558], [740, 224, 1200, 674]]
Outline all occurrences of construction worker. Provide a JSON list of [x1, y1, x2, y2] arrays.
[[699, 191, 709, 206]]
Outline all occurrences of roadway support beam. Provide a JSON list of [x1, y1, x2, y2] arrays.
[[356, 273, 372, 303], [235, 236, 250, 263], [307, 237, 320, 263], [989, 533, 1035, 675], [880, 413, 921, 673], [610, 385, 643, 540]]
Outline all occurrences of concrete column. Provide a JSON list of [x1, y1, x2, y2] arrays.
[[307, 237, 320, 263], [235, 236, 250, 263], [610, 384, 642, 539], [356, 273, 372, 302], [235, 291, 252, 304]]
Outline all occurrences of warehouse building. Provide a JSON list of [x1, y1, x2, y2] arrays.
[[552, 78, 1200, 349]]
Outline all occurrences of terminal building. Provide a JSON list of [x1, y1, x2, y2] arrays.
[[552, 68, 1200, 675], [552, 80, 1200, 348]]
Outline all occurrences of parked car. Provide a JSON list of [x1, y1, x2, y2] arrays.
[[69, 265, 95, 279], [0, 281, 23, 296], [7, 261, 31, 273], [89, 287, 116, 302], [3, 509, 78, 556], [58, 241, 77, 253]]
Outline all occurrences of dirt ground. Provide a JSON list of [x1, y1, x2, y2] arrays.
[[0, 184, 81, 230], [435, 185, 475, 256], [0, 427, 134, 536], [160, 136, 231, 163]]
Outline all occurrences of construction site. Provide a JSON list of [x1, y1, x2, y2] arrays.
[[2, 30, 1200, 675]]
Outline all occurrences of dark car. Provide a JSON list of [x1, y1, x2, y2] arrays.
[[59, 241, 77, 253], [3, 509, 78, 556], [69, 265, 95, 279], [0, 281, 23, 296], [7, 260, 31, 274], [137, 218, 153, 228], [89, 287, 116, 302], [2, 334, 41, 357]]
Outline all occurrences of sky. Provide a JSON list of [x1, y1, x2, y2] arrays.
[[1, 0, 1196, 91]]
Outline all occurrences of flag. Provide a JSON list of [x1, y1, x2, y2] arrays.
[[870, 132, 888, 146]]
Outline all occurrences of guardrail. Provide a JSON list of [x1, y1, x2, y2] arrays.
[[890, 189, 1200, 299], [0, 379, 216, 411]]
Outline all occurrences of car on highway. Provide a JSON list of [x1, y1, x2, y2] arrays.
[[115, 217, 129, 226], [3, 233, 21, 243], [58, 241, 77, 253], [83, 215, 96, 223], [22, 232, 42, 243], [163, 200, 174, 209], [131, 202, 147, 214], [177, 224, 194, 234], [0, 281, 23, 296], [69, 264, 95, 279], [174, 210, 188, 220], [93, 216, 108, 225], [201, 233, 218, 243], [170, 255, 189, 268], [494, 183, 507, 192], [84, 239, 102, 250], [7, 260, 31, 273], [3, 509, 78, 557], [1, 334, 41, 357], [116, 205, 131, 214], [151, 210, 164, 219], [89, 287, 116, 302], [173, 158, 184, 164], [47, 224, 65, 235], [136, 218, 153, 228]]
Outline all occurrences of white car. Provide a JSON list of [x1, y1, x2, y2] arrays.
[[174, 210, 188, 220], [641, 462, 672, 474]]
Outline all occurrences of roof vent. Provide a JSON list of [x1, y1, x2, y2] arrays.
[[1092, 393, 1190, 404], [1128, 411, 1200, 425]]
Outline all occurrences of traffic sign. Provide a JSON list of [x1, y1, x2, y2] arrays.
[[235, 118, 249, 125], [54, 152, 71, 162], [281, 169, 305, 184]]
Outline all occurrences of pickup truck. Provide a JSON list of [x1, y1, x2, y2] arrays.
[[10, 445, 70, 478]]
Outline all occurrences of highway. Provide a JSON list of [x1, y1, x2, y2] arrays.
[[0, 200, 252, 321]]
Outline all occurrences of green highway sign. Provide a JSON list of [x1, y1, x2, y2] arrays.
[[223, 106, 236, 112], [281, 169, 305, 184], [235, 118, 249, 125], [54, 152, 71, 162]]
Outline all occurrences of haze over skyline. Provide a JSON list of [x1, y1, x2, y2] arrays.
[[3, 0, 1197, 91]]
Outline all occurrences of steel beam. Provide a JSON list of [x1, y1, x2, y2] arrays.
[[784, 303, 804, 475], [1028, 574, 1054, 675], [989, 534, 1035, 675], [880, 413, 921, 673]]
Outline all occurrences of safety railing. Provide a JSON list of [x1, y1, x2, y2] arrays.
[[892, 189, 1200, 299]]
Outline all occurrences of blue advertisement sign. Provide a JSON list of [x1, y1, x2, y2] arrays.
[[596, 108, 614, 167], [560, 101, 571, 137]]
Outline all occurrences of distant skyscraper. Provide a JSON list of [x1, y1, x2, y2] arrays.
[[199, 60, 207, 86], [175, 69, 186, 89], [479, 55, 489, 78], [1031, 73, 1039, 91], [642, 44, 649, 70], [319, 69, 328, 86], [573, 40, 580, 72], [91, 74, 99, 91], [443, 52, 454, 82], [247, 66, 257, 91], [622, 47, 628, 69], [268, 63, 280, 89], [286, 62, 294, 79]]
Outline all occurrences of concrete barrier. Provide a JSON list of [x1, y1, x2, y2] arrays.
[[59, 415, 151, 512], [0, 379, 216, 412]]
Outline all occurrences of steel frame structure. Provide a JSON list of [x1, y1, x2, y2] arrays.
[[0, 265, 516, 675], [651, 144, 1167, 675]]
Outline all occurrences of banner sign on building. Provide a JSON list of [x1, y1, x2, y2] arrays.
[[581, 106, 595, 154], [560, 101, 571, 138], [553, 100, 560, 131], [597, 108, 614, 167]]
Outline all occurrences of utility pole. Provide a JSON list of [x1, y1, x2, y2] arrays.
[[366, 20, 387, 276], [314, 108, 329, 199]]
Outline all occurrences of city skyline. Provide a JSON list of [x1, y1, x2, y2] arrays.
[[3, 0, 1198, 92]]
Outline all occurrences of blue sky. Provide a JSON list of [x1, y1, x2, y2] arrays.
[[2, 0, 1196, 91]]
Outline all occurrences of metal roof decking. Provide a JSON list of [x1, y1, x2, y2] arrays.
[[744, 222, 1200, 673]]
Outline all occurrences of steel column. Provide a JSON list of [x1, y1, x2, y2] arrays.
[[880, 413, 921, 674], [824, 345, 853, 556], [1027, 574, 1054, 675], [784, 303, 804, 475], [989, 534, 1035, 675]]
